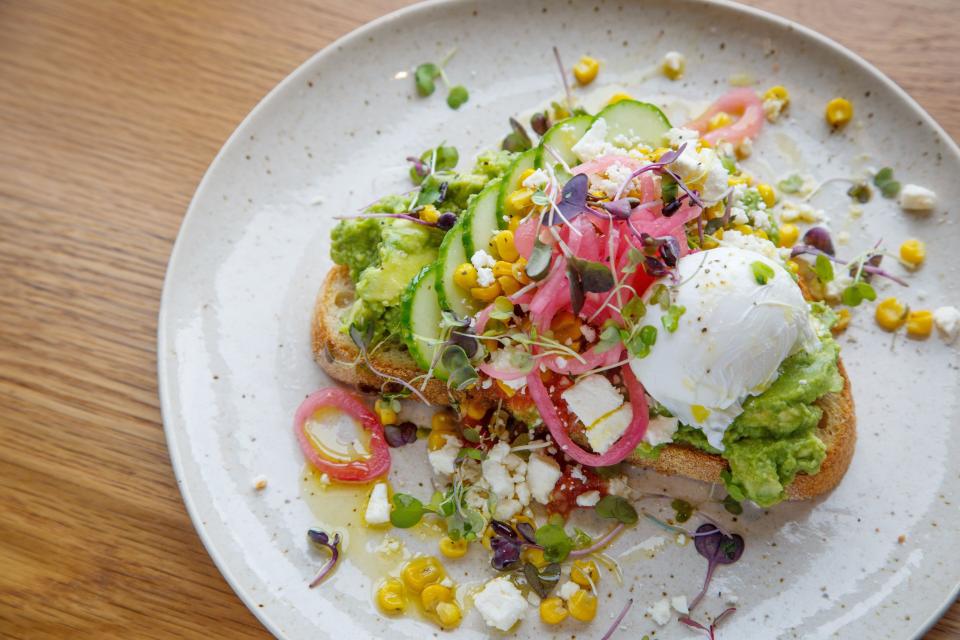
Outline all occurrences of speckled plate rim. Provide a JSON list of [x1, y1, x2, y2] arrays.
[[157, 1, 960, 638]]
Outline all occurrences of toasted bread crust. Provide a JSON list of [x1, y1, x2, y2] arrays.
[[312, 266, 856, 501]]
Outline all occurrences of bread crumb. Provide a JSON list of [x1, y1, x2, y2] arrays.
[[253, 475, 268, 491]]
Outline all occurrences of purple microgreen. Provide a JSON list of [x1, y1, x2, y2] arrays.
[[552, 173, 589, 224], [802, 226, 834, 256], [567, 263, 585, 315], [657, 143, 686, 165], [678, 608, 737, 640], [516, 522, 538, 545], [662, 167, 706, 209], [531, 111, 551, 136], [307, 529, 341, 588], [440, 344, 478, 391], [791, 245, 910, 288], [643, 256, 670, 278], [490, 519, 518, 539], [602, 197, 640, 219], [689, 524, 744, 611], [502, 117, 533, 152], [490, 531, 523, 570], [552, 46, 573, 110], [384, 421, 418, 448], [600, 598, 635, 640], [525, 239, 554, 281], [448, 325, 479, 358], [349, 324, 432, 404], [660, 236, 680, 267], [569, 523, 625, 557], [436, 211, 457, 230], [523, 561, 561, 598], [335, 212, 435, 227], [406, 155, 430, 180], [567, 258, 614, 315]]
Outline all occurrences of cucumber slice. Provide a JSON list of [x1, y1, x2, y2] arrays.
[[497, 148, 538, 220], [535, 114, 595, 179], [462, 178, 502, 257], [401, 264, 448, 378], [435, 216, 478, 319], [595, 99, 672, 148]]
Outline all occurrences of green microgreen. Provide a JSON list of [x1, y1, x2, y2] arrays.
[[662, 304, 686, 333], [525, 238, 553, 281], [671, 498, 694, 523], [595, 495, 638, 525], [751, 261, 775, 285], [777, 174, 804, 194], [446, 85, 469, 109], [390, 493, 426, 528], [813, 253, 834, 283], [846, 181, 872, 203], [873, 167, 901, 198], [535, 524, 574, 563], [722, 494, 743, 515], [440, 344, 478, 391], [414, 63, 441, 96]]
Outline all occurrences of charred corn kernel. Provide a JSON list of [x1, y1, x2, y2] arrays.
[[439, 536, 468, 559], [512, 257, 530, 284], [435, 601, 462, 628], [764, 85, 790, 104], [573, 56, 600, 85], [523, 547, 548, 569], [374, 399, 398, 426], [832, 308, 851, 333], [708, 112, 733, 131], [453, 263, 479, 289], [376, 578, 407, 614], [778, 223, 799, 248], [567, 589, 598, 622], [550, 310, 582, 344], [420, 204, 440, 224], [734, 224, 753, 236], [497, 275, 521, 296], [754, 229, 769, 240], [401, 557, 445, 593], [571, 560, 599, 588], [539, 597, 569, 624], [757, 183, 776, 208], [420, 584, 453, 612], [464, 399, 487, 421], [518, 167, 536, 184], [825, 97, 853, 127], [428, 430, 451, 451], [906, 310, 933, 338], [702, 235, 720, 249], [471, 281, 502, 302], [728, 175, 752, 187], [786, 259, 800, 275], [899, 239, 926, 267], [606, 91, 632, 105], [493, 260, 514, 278], [876, 297, 908, 332], [431, 411, 456, 432], [713, 227, 724, 240], [505, 188, 534, 216], [508, 215, 522, 232], [494, 230, 519, 262]]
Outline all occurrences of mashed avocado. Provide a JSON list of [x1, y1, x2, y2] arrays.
[[330, 149, 515, 342], [669, 304, 843, 507]]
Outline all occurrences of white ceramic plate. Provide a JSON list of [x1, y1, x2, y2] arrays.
[[158, 1, 960, 638]]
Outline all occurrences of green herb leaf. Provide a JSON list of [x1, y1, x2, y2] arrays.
[[841, 284, 863, 307], [595, 495, 638, 525], [720, 155, 737, 174], [525, 239, 553, 281], [722, 494, 743, 515], [390, 493, 425, 528], [461, 427, 481, 444], [639, 324, 658, 346], [446, 85, 469, 109], [661, 173, 679, 203], [671, 498, 694, 523], [622, 247, 644, 275], [531, 190, 551, 206], [856, 281, 877, 301], [595, 324, 623, 354], [457, 447, 486, 461], [413, 175, 445, 208], [621, 297, 647, 324], [440, 345, 478, 391], [414, 63, 441, 97], [777, 174, 804, 194], [846, 181, 872, 203], [570, 528, 593, 549], [662, 304, 686, 333], [535, 524, 573, 563], [649, 284, 671, 310], [873, 167, 901, 198], [751, 261, 775, 285], [490, 296, 515, 321], [813, 254, 834, 283]]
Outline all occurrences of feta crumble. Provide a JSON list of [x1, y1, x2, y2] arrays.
[[571, 117, 617, 163], [575, 490, 601, 507], [364, 482, 391, 525], [561, 374, 624, 427], [933, 306, 960, 343], [473, 577, 529, 631], [899, 183, 936, 211], [526, 453, 562, 504], [428, 434, 462, 476], [471, 250, 496, 287], [763, 97, 786, 123], [648, 597, 672, 625], [644, 415, 679, 446], [521, 168, 550, 190]]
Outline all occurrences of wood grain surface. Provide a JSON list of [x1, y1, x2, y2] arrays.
[[0, 0, 957, 638]]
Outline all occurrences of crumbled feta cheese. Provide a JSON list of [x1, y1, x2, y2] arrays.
[[522, 168, 550, 190], [364, 482, 391, 525], [723, 590, 739, 605], [836, 231, 850, 246], [671, 595, 689, 614], [428, 434, 461, 475], [752, 209, 771, 231], [648, 597, 672, 625], [515, 481, 531, 506], [664, 127, 700, 147], [473, 577, 529, 631], [579, 324, 597, 342], [933, 306, 960, 343], [576, 490, 601, 507], [780, 201, 824, 223], [252, 475, 268, 490], [526, 590, 542, 607], [561, 374, 624, 427], [699, 149, 731, 202], [571, 117, 617, 163], [526, 453, 562, 504], [569, 465, 587, 482], [494, 498, 522, 519], [482, 458, 515, 498], [671, 143, 703, 176], [763, 97, 786, 123], [471, 250, 496, 287], [644, 415, 679, 446], [558, 581, 581, 601], [719, 229, 779, 261], [662, 51, 685, 77], [606, 475, 634, 499], [586, 403, 633, 454], [730, 207, 749, 226], [374, 534, 407, 558], [899, 183, 936, 211]]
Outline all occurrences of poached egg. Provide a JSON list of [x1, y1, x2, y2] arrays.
[[629, 246, 818, 450]]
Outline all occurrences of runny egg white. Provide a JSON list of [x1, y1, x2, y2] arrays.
[[629, 246, 818, 450]]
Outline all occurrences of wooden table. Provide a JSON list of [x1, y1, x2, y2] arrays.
[[0, 0, 956, 637]]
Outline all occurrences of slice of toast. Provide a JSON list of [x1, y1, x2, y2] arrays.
[[312, 265, 856, 501]]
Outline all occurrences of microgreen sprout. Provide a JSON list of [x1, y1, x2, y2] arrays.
[[846, 181, 872, 203], [502, 117, 533, 152], [446, 85, 469, 109], [524, 561, 562, 598], [594, 495, 639, 524], [600, 598, 635, 640], [662, 304, 686, 332], [414, 49, 467, 110], [384, 422, 418, 448], [530, 111, 551, 136], [552, 46, 574, 112], [873, 167, 901, 198], [813, 253, 834, 284], [777, 173, 804, 194], [349, 324, 432, 404], [307, 529, 341, 587], [678, 607, 737, 640], [689, 524, 745, 611], [751, 261, 775, 285]]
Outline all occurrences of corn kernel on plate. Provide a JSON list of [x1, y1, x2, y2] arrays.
[[158, 0, 960, 638]]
